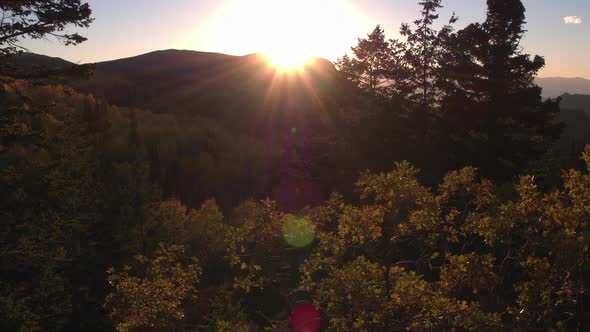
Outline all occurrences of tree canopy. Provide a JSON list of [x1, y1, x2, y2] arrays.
[[0, 0, 93, 55]]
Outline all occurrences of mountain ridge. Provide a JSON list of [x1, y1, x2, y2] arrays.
[[70, 49, 341, 116], [7, 50, 589, 100], [536, 76, 590, 98]]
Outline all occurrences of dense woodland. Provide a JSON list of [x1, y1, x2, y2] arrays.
[[1, 0, 590, 331]]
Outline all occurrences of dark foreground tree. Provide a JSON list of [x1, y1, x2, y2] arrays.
[[0, 0, 93, 55], [336, 1, 458, 182], [337, 1, 457, 107], [335, 25, 393, 97], [394, 0, 457, 110], [440, 0, 563, 179]]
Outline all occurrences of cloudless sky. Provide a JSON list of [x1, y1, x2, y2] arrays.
[[20, 0, 590, 78]]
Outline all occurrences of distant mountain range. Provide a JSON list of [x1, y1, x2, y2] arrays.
[[3, 50, 590, 133], [2, 50, 343, 113], [68, 50, 345, 118], [536, 77, 590, 99], [0, 52, 74, 76], [3, 51, 589, 106]]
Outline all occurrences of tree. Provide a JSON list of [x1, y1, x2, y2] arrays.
[[439, 0, 563, 179], [335, 25, 393, 96], [298, 146, 590, 329], [105, 244, 201, 332], [395, 0, 457, 109], [0, 78, 101, 330], [334, 1, 459, 181], [337, 1, 457, 108], [0, 0, 93, 55], [299, 163, 501, 330]]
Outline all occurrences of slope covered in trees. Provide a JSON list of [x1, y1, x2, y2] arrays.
[[72, 50, 346, 115]]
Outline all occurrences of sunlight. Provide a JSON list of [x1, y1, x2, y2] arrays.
[[263, 50, 313, 72], [200, 0, 367, 69]]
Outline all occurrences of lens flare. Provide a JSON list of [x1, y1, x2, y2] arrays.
[[290, 303, 321, 332], [282, 215, 316, 248]]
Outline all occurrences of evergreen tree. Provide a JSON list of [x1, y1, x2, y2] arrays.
[[335, 1, 459, 181], [335, 25, 393, 96], [395, 0, 457, 110], [440, 0, 563, 179]]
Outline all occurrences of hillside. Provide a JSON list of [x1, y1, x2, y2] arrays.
[[1, 51, 386, 210], [0, 52, 75, 77], [8, 50, 590, 179], [3, 50, 350, 120], [73, 50, 344, 116], [76, 50, 380, 209], [7, 51, 589, 111]]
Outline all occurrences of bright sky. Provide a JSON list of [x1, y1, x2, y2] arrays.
[[19, 0, 590, 78]]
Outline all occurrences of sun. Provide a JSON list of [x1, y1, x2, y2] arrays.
[[200, 0, 366, 71], [253, 0, 318, 72], [263, 49, 313, 72]]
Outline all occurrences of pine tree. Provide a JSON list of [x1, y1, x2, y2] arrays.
[[395, 0, 457, 110], [440, 0, 563, 179], [335, 25, 393, 96]]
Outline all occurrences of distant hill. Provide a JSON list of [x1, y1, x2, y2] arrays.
[[3, 51, 344, 115], [7, 51, 590, 112], [71, 49, 344, 116], [536, 77, 590, 98], [0, 52, 74, 77]]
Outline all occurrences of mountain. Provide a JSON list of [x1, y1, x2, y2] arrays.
[[73, 49, 344, 116], [0, 52, 74, 76], [536, 77, 590, 98], [7, 51, 590, 111], [69, 49, 372, 209], [3, 50, 345, 118]]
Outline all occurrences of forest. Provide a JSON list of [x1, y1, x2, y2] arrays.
[[1, 0, 589, 331]]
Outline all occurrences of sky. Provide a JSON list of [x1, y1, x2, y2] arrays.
[[19, 0, 590, 78]]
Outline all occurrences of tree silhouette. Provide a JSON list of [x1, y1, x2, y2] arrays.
[[395, 0, 457, 109], [0, 0, 93, 55], [440, 0, 563, 178], [335, 25, 393, 96]]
